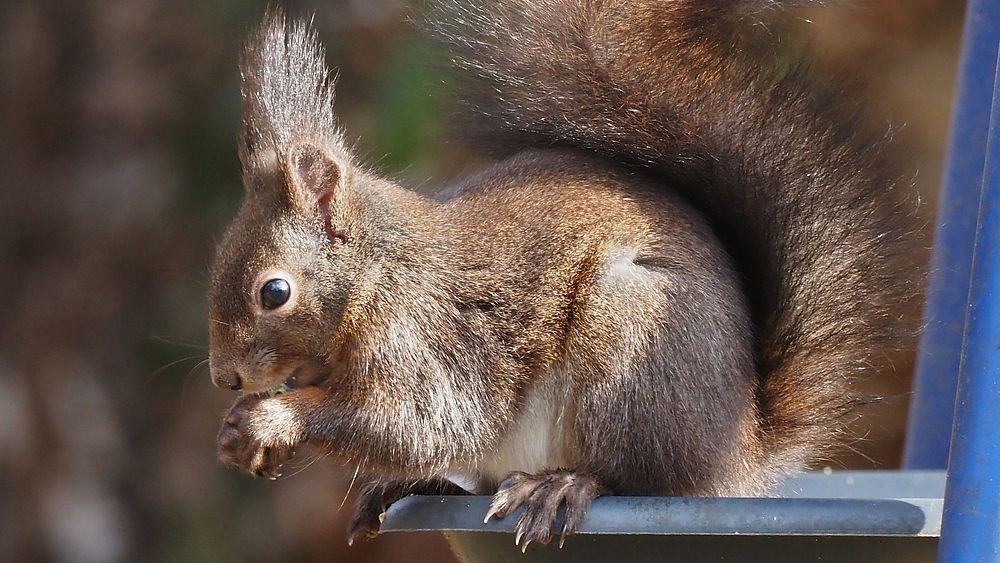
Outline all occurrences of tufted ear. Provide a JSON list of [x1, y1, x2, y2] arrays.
[[284, 142, 341, 209]]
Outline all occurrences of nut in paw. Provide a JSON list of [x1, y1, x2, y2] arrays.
[[217, 394, 297, 479]]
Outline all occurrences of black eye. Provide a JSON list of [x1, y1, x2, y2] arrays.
[[260, 278, 291, 310]]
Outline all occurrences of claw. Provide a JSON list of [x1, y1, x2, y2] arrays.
[[484, 505, 500, 524], [490, 469, 602, 552]]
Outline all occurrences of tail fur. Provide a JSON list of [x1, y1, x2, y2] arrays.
[[432, 0, 919, 470]]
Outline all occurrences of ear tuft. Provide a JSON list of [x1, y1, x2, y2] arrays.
[[286, 143, 340, 206], [239, 9, 349, 181]]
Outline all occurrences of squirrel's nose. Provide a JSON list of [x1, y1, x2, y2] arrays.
[[211, 369, 243, 391]]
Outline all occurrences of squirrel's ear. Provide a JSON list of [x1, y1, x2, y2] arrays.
[[283, 142, 341, 209]]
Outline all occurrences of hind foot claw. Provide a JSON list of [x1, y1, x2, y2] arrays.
[[486, 469, 604, 551]]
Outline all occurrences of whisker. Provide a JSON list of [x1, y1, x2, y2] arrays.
[[143, 334, 208, 350], [339, 462, 362, 511], [282, 447, 331, 480], [181, 358, 211, 403], [146, 355, 208, 386]]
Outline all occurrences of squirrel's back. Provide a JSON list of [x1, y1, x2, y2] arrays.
[[432, 0, 920, 472]]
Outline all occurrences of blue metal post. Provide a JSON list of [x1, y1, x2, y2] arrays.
[[904, 0, 1000, 469], [938, 50, 1000, 563]]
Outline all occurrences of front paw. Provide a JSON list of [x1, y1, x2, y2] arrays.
[[217, 394, 298, 478], [347, 482, 389, 545], [347, 478, 471, 545]]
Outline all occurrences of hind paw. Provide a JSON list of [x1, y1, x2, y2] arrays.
[[485, 469, 604, 551]]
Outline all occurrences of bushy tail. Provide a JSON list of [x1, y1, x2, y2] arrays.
[[432, 0, 919, 470]]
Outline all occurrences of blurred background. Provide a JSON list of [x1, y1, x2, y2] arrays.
[[0, 1, 964, 561]]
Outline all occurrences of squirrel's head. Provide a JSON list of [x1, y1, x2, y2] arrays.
[[208, 11, 362, 394]]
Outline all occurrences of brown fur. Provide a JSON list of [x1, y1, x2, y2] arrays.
[[209, 2, 919, 548]]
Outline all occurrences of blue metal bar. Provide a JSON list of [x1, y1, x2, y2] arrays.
[[938, 48, 1000, 563], [904, 0, 1000, 470]]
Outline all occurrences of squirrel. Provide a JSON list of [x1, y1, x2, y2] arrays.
[[209, 0, 919, 550]]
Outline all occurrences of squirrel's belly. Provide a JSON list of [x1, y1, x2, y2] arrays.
[[465, 375, 571, 485]]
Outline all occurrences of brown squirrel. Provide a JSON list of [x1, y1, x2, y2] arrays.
[[209, 0, 919, 549]]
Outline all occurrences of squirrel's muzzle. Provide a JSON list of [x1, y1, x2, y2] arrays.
[[211, 368, 243, 391]]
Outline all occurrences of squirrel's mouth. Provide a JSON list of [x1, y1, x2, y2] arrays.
[[264, 360, 331, 396]]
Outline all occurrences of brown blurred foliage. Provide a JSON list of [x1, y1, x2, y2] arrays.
[[0, 1, 964, 561]]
